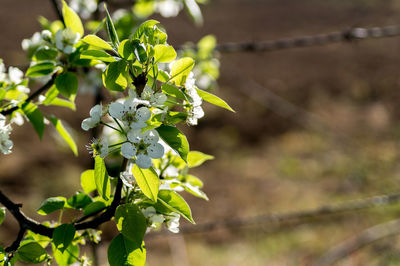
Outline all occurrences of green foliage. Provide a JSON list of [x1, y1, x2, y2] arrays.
[[52, 224, 76, 253], [170, 57, 195, 85], [67, 192, 92, 209], [94, 156, 111, 200], [156, 125, 190, 162], [52, 243, 79, 266], [131, 164, 159, 202], [80, 50, 116, 62], [102, 60, 129, 92], [108, 234, 146, 266], [0, 207, 5, 226], [80, 169, 96, 194], [158, 189, 195, 223], [21, 103, 45, 139], [37, 197, 66, 215], [196, 87, 235, 112], [17, 242, 48, 264], [49, 116, 78, 156], [55, 72, 78, 98], [187, 151, 214, 168], [104, 5, 119, 49], [26, 62, 57, 77], [154, 44, 176, 63], [82, 35, 113, 50], [115, 204, 147, 245], [62, 0, 84, 36]]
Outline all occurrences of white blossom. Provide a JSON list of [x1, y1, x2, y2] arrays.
[[69, 0, 97, 19], [165, 212, 180, 233], [120, 170, 135, 188], [8, 67, 24, 84], [142, 207, 165, 230], [185, 72, 204, 125], [21, 32, 43, 51], [0, 114, 13, 155], [121, 142, 137, 159], [55, 28, 80, 54], [108, 98, 151, 130], [81, 104, 103, 131], [155, 0, 183, 18], [87, 138, 109, 158], [141, 85, 167, 107]]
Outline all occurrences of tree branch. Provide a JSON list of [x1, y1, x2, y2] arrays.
[[50, 0, 65, 26], [0, 73, 57, 116]]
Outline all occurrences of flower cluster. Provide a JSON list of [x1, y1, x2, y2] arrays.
[[0, 114, 13, 155], [184, 72, 204, 125], [0, 61, 29, 95], [55, 28, 81, 54], [69, 0, 97, 19], [142, 206, 180, 233]]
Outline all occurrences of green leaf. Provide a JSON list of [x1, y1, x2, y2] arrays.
[[53, 224, 76, 253], [49, 98, 76, 110], [170, 57, 195, 86], [133, 20, 159, 40], [94, 156, 111, 200], [158, 190, 195, 223], [84, 201, 106, 216], [80, 169, 96, 194], [49, 116, 78, 156], [0, 207, 5, 225], [183, 0, 203, 26], [55, 72, 78, 98], [154, 45, 176, 63], [53, 243, 79, 266], [118, 39, 147, 63], [131, 165, 159, 202], [156, 125, 189, 162], [37, 197, 66, 215], [196, 87, 235, 112], [187, 151, 214, 168], [33, 46, 58, 61], [18, 242, 48, 263], [80, 50, 116, 63], [62, 0, 84, 36], [82, 35, 113, 50], [115, 203, 147, 245], [22, 103, 45, 139], [102, 60, 129, 92], [181, 183, 208, 200], [104, 4, 119, 48], [108, 234, 146, 266], [26, 62, 57, 77], [161, 84, 186, 100], [67, 192, 93, 209]]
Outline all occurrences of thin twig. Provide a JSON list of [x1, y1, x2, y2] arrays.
[[176, 25, 400, 53], [50, 0, 65, 25], [0, 73, 57, 116], [315, 218, 400, 266], [148, 193, 400, 237]]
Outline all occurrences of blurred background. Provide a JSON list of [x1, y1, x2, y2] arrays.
[[3, 0, 400, 265]]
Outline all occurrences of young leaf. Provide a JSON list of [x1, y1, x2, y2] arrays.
[[82, 35, 113, 50], [0, 207, 5, 225], [80, 50, 117, 62], [18, 242, 48, 263], [115, 203, 147, 245], [104, 4, 119, 48], [158, 189, 195, 223], [33, 46, 58, 61], [131, 165, 159, 202], [108, 234, 146, 266], [37, 197, 66, 215], [154, 45, 176, 63], [187, 151, 214, 168], [84, 201, 106, 216], [55, 72, 78, 98], [26, 62, 57, 77], [49, 116, 78, 156], [161, 84, 186, 100], [102, 60, 129, 92], [156, 125, 189, 162], [80, 169, 96, 194], [67, 192, 92, 209], [170, 57, 195, 86], [118, 39, 147, 63], [195, 88, 235, 112], [22, 103, 45, 139], [62, 0, 84, 36], [53, 224, 76, 253], [181, 183, 209, 200], [183, 0, 203, 26], [53, 243, 79, 266], [133, 20, 159, 40], [94, 156, 111, 200]]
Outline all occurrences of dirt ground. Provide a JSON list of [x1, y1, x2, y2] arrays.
[[2, 0, 400, 265]]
